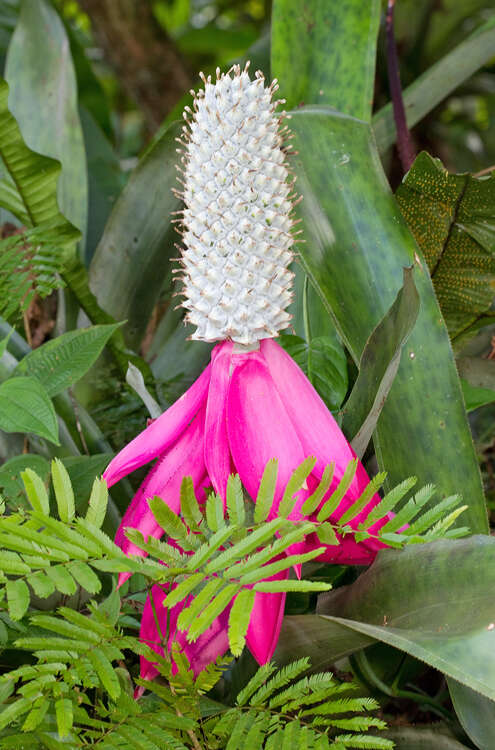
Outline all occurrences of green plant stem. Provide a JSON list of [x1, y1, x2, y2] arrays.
[[351, 650, 453, 721]]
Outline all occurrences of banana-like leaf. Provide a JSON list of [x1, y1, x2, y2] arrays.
[[4, 0, 87, 246], [382, 728, 471, 750], [287, 109, 487, 532], [89, 122, 181, 350], [272, 0, 380, 121], [272, 1, 487, 532], [396, 152, 495, 347], [448, 678, 495, 750], [373, 15, 495, 153], [343, 267, 420, 458], [317, 536, 495, 699]]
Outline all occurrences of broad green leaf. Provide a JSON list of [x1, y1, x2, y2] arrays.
[[342, 268, 420, 458], [89, 122, 181, 349], [396, 152, 495, 346], [460, 378, 495, 412], [274, 615, 374, 671], [272, 0, 380, 122], [21, 467, 49, 514], [448, 678, 495, 750], [0, 376, 59, 444], [80, 106, 124, 263], [0, 78, 79, 237], [85, 477, 108, 529], [5, 0, 87, 243], [373, 16, 495, 154], [51, 458, 74, 523], [6, 578, 29, 620], [13, 324, 123, 397], [382, 728, 470, 750], [317, 536, 495, 700], [289, 108, 487, 533], [278, 334, 348, 413]]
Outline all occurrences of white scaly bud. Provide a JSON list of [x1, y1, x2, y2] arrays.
[[176, 62, 298, 345]]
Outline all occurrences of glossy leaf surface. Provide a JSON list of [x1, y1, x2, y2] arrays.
[[288, 108, 487, 533], [318, 537, 495, 699], [448, 678, 495, 750], [272, 0, 380, 121], [343, 267, 420, 457], [89, 122, 181, 349], [0, 376, 59, 445], [4, 0, 87, 244]]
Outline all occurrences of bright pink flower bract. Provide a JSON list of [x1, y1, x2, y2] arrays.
[[104, 339, 387, 677]]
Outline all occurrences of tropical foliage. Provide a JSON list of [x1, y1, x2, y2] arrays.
[[0, 1, 494, 749]]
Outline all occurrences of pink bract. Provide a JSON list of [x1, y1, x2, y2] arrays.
[[104, 339, 389, 679]]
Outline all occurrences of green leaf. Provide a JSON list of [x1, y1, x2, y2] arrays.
[[86, 647, 121, 701], [289, 108, 487, 533], [85, 477, 108, 529], [278, 456, 316, 519], [180, 476, 203, 533], [0, 77, 80, 237], [301, 463, 334, 516], [254, 459, 278, 524], [373, 16, 495, 154], [0, 696, 32, 730], [271, 0, 380, 121], [27, 572, 55, 599], [5, 0, 87, 241], [13, 324, 123, 397], [396, 152, 495, 346], [226, 474, 245, 529], [317, 460, 358, 522], [206, 492, 225, 533], [278, 334, 348, 412], [68, 562, 101, 594], [187, 583, 241, 641], [89, 121, 181, 348], [21, 468, 49, 515], [0, 454, 50, 507], [448, 678, 495, 750], [0, 376, 59, 444], [148, 496, 191, 547], [51, 458, 74, 523], [342, 268, 420, 458], [337, 472, 387, 528], [45, 566, 76, 596], [253, 580, 331, 593], [55, 697, 73, 738], [6, 579, 29, 620], [317, 536, 495, 700], [228, 589, 255, 657], [382, 728, 471, 750], [461, 378, 495, 413]]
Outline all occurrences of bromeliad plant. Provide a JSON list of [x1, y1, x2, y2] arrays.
[[104, 65, 468, 683]]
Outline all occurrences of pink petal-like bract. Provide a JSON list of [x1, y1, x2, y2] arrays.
[[107, 336, 396, 682], [261, 338, 379, 520], [246, 573, 288, 665], [103, 363, 210, 487], [204, 341, 234, 503], [115, 405, 206, 559], [227, 350, 308, 519]]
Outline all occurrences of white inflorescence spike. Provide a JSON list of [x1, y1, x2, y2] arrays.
[[177, 63, 297, 345]]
